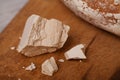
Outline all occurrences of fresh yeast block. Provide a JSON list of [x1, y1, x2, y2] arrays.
[[65, 44, 86, 60], [41, 57, 58, 76], [17, 14, 70, 57]]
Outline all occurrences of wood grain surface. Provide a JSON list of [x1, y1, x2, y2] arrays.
[[0, 0, 120, 80]]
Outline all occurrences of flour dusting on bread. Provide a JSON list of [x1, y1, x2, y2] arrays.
[[62, 0, 120, 36]]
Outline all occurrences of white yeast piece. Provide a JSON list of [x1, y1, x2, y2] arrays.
[[10, 46, 15, 50], [64, 44, 86, 60], [18, 78, 21, 80], [58, 59, 64, 62], [79, 60, 82, 62], [17, 14, 70, 57], [41, 57, 58, 76], [25, 62, 36, 71]]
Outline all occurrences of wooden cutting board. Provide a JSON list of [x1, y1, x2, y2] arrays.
[[0, 0, 120, 80]]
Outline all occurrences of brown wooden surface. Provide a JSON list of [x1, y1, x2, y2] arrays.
[[0, 0, 120, 80]]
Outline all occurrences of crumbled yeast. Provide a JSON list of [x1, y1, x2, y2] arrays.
[[10, 46, 15, 50], [58, 59, 64, 62], [25, 62, 36, 71]]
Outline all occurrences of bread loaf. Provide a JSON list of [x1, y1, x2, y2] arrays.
[[62, 0, 120, 36]]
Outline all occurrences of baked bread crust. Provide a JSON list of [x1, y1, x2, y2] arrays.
[[62, 0, 120, 36]]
